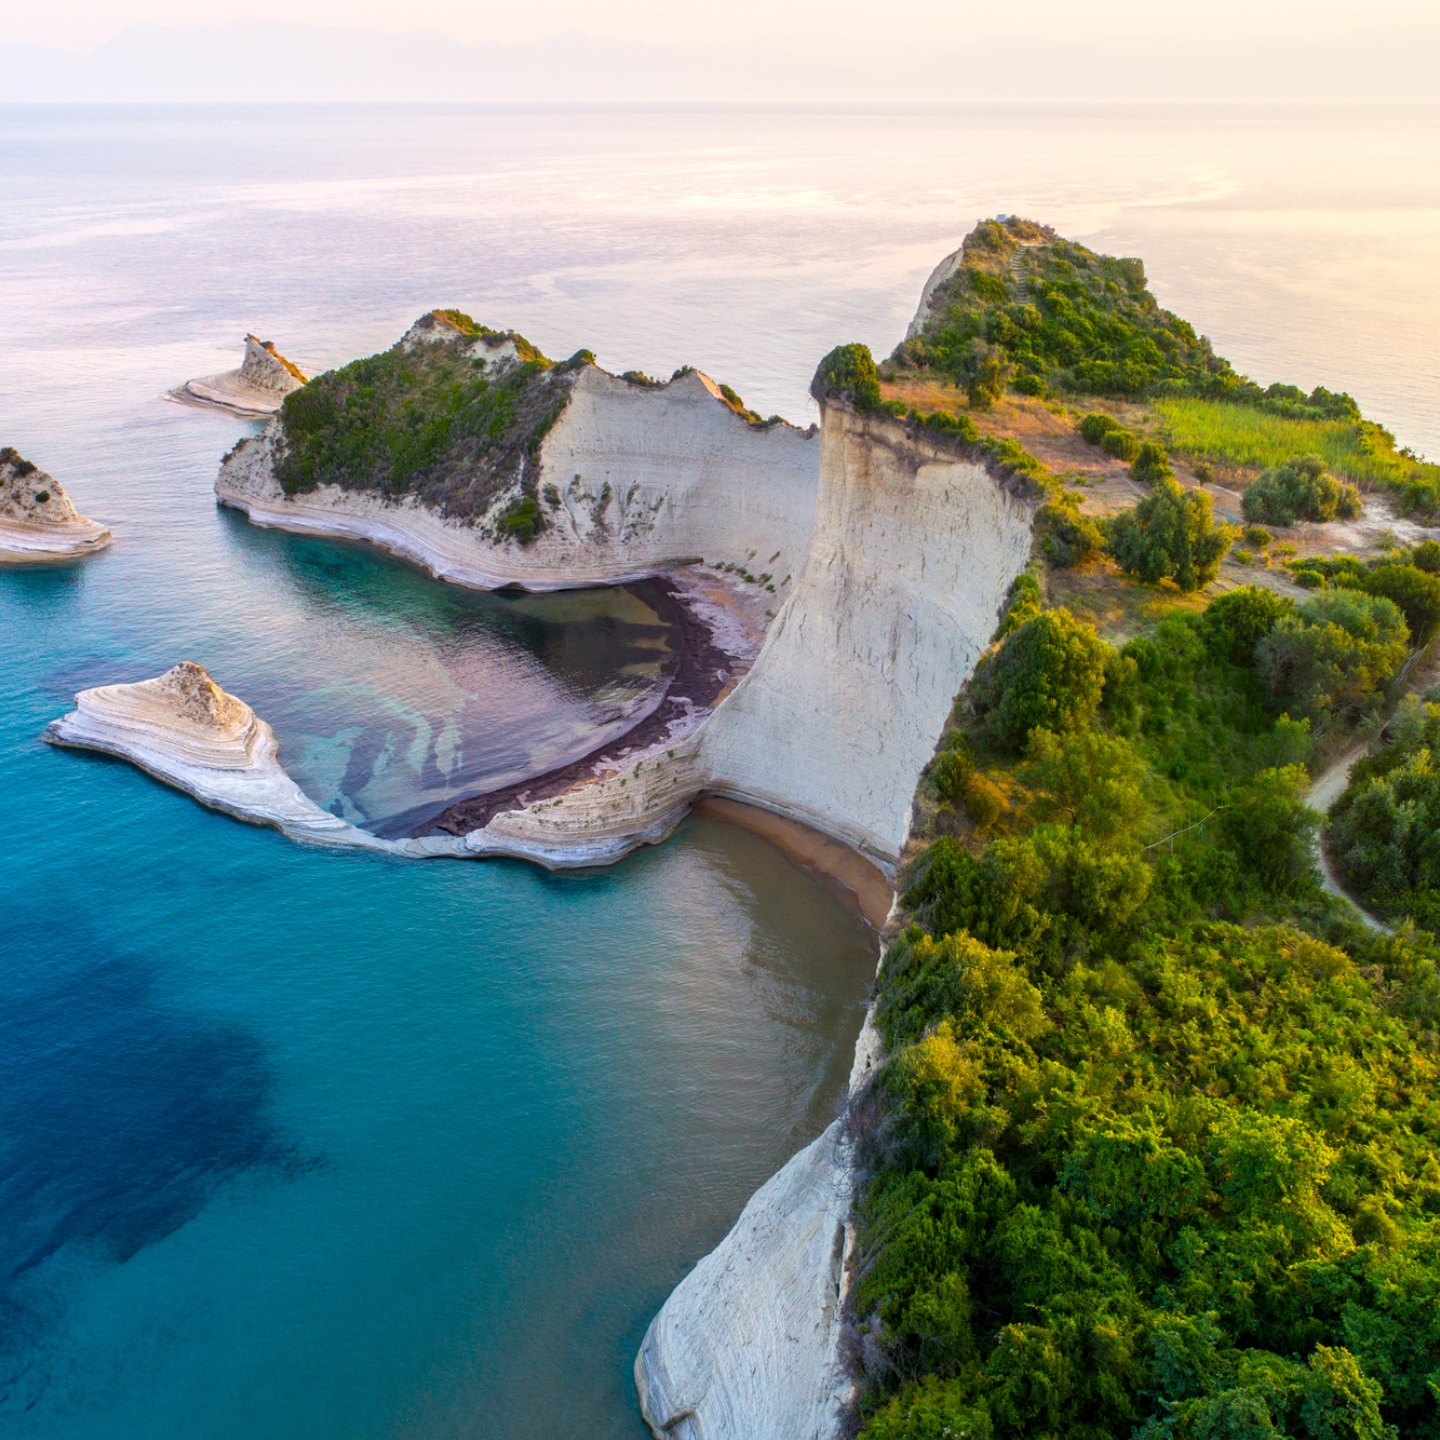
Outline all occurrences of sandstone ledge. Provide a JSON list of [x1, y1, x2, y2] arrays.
[[0, 447, 111, 562], [178, 335, 307, 418]]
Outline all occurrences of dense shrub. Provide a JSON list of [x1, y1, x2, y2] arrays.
[[499, 496, 544, 544], [997, 572, 1043, 637], [1078, 411, 1121, 444], [1355, 561, 1440, 644], [1131, 440, 1173, 483], [1107, 477, 1238, 591], [1241, 455, 1362, 526], [1413, 538, 1440, 573], [814, 342, 881, 412], [1011, 371, 1046, 397], [1330, 696, 1440, 925], [1256, 589, 1408, 717], [1101, 427, 1142, 462], [970, 609, 1110, 753], [1039, 495, 1105, 568], [1198, 584, 1296, 665]]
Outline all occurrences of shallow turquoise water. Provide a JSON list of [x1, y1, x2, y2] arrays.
[[2, 103, 1437, 1438]]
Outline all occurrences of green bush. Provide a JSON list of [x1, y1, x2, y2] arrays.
[[1039, 496, 1105, 568], [815, 342, 882, 412], [1101, 427, 1142, 462], [1331, 696, 1440, 924], [966, 266, 1010, 303], [1413, 538, 1440, 573], [1010, 370, 1046, 397], [1356, 561, 1440, 644], [1241, 454, 1363, 526], [1131, 440, 1173, 483], [997, 571, 1043, 637], [1243, 524, 1272, 549], [970, 609, 1110, 753], [1198, 583, 1295, 665], [1078, 411, 1121, 444], [1107, 476, 1239, 592], [1256, 589, 1408, 717], [499, 496, 544, 544]]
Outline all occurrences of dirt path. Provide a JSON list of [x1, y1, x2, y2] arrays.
[[1306, 744, 1390, 932]]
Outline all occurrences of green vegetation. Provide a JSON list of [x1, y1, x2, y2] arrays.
[[1130, 441, 1173, 485], [855, 580, 1440, 1440], [1242, 456, 1362, 527], [1107, 476, 1238, 591], [1157, 398, 1439, 506], [1331, 696, 1440, 928], [0, 446, 37, 479], [274, 312, 574, 529], [816, 343, 884, 412], [1040, 493, 1105, 568]]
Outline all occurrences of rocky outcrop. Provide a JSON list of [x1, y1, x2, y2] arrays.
[[215, 355, 819, 593], [0, 447, 112, 561], [44, 663, 380, 846], [635, 1121, 853, 1440], [180, 335, 307, 417]]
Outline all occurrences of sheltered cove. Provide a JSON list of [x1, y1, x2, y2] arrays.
[[53, 294, 1046, 1438]]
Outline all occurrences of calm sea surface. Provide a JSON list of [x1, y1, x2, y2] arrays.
[[1, 104, 1437, 1439]]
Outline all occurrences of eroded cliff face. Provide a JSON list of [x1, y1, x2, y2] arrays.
[[216, 357, 818, 593], [0, 447, 112, 561], [182, 335, 307, 417], [697, 403, 1035, 869]]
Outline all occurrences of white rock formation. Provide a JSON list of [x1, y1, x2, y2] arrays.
[[180, 335, 307, 417], [699, 405, 1035, 869], [215, 360, 819, 592], [0, 447, 112, 562], [635, 1120, 853, 1440], [44, 662, 382, 847]]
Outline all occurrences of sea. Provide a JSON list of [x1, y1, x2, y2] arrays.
[[1, 103, 1437, 1439]]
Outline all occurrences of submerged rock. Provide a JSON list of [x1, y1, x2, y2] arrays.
[[0, 446, 112, 561], [180, 335, 307, 417]]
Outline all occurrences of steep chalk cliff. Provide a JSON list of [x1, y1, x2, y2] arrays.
[[215, 317, 819, 592], [699, 404, 1035, 870], [0, 446, 112, 561], [181, 335, 308, 417]]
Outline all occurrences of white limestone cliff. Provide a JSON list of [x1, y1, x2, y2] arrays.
[[215, 360, 819, 592], [635, 1120, 853, 1440], [0, 447, 112, 562], [180, 335, 307, 417]]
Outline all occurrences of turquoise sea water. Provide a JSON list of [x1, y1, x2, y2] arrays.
[[2, 104, 1438, 1438]]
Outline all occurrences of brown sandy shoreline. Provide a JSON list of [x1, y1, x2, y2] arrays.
[[416, 573, 739, 838]]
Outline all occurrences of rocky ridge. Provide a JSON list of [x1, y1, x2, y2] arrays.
[[180, 334, 308, 417]]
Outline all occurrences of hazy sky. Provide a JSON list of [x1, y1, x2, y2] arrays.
[[2, 0, 1435, 50]]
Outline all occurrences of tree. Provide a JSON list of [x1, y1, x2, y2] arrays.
[[1130, 440, 1173, 484], [1220, 765, 1320, 897], [1199, 584, 1296, 665], [971, 609, 1111, 753], [1107, 476, 1239, 592], [1356, 561, 1440, 644], [1241, 454, 1362, 527], [1256, 589, 1409, 717], [814, 342, 881, 411], [1039, 496, 1105, 567], [1021, 727, 1147, 837]]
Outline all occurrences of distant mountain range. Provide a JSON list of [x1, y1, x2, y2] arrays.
[[2, 21, 1438, 103]]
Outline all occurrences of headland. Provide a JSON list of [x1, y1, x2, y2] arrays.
[[177, 334, 307, 417], [0, 447, 112, 562]]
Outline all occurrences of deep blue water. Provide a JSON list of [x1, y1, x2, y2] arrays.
[[2, 103, 1437, 1438]]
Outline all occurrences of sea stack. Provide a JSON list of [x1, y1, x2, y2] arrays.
[[0, 447, 112, 561], [45, 662, 366, 845], [180, 335, 308, 417]]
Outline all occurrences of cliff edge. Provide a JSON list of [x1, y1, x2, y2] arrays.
[[0, 447, 112, 562]]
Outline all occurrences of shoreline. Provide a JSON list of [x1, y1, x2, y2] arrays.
[[694, 796, 894, 929], [419, 572, 749, 839]]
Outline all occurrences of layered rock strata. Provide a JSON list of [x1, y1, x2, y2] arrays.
[[216, 355, 819, 593], [180, 335, 307, 417], [0, 447, 112, 561], [45, 662, 380, 847]]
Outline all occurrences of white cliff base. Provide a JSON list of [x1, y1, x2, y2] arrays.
[[45, 663, 387, 848], [0, 448, 112, 562], [179, 335, 307, 417], [635, 1120, 853, 1440]]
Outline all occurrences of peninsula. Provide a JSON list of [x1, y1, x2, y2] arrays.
[[48, 218, 1440, 1440], [177, 334, 308, 417], [0, 446, 112, 561]]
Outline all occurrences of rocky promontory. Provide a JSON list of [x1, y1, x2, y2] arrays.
[[45, 662, 376, 846], [0, 447, 112, 562], [179, 334, 308, 417]]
